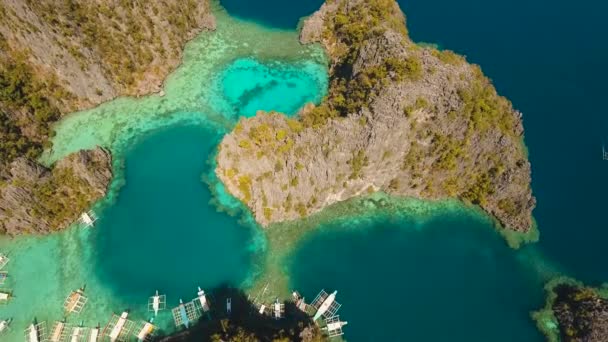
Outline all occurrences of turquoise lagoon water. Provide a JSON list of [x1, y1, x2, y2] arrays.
[[1, 0, 607, 341], [212, 58, 326, 118]]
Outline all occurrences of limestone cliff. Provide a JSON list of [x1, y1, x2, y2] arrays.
[[0, 0, 215, 165], [0, 0, 215, 234], [216, 0, 535, 232], [0, 147, 112, 235]]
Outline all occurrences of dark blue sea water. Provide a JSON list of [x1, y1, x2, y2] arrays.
[[217, 0, 608, 341]]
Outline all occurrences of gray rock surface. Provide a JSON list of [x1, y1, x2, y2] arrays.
[[0, 0, 215, 111]]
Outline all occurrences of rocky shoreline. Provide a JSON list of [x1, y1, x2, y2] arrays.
[[216, 0, 535, 235], [533, 279, 608, 342]]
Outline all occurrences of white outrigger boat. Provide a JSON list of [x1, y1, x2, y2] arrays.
[[0, 253, 9, 270], [0, 290, 11, 304], [148, 290, 166, 316], [196, 287, 210, 313], [311, 290, 341, 321], [323, 316, 348, 337], [134, 320, 155, 341], [70, 325, 87, 342], [273, 298, 285, 320], [103, 311, 133, 342], [79, 211, 97, 228], [292, 291, 308, 312], [64, 287, 88, 314], [88, 325, 99, 342], [172, 299, 199, 329], [0, 318, 11, 333], [50, 320, 68, 342], [25, 321, 46, 342]]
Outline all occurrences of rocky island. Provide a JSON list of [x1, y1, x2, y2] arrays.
[[534, 279, 608, 342], [216, 0, 535, 235], [0, 0, 215, 234]]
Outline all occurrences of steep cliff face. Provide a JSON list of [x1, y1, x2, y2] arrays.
[[0, 147, 112, 235], [216, 0, 535, 232], [0, 0, 215, 234], [0, 0, 215, 107], [0, 0, 215, 165]]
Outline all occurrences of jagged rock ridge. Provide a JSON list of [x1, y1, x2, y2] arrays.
[[216, 0, 535, 233]]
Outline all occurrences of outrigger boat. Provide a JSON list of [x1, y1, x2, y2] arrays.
[[292, 291, 308, 312], [70, 322, 85, 342], [88, 325, 99, 342], [311, 290, 341, 321], [174, 299, 191, 328], [64, 287, 88, 314], [148, 290, 166, 316], [273, 298, 285, 320], [50, 320, 68, 342], [135, 320, 155, 341], [80, 211, 97, 228], [0, 318, 11, 333], [0, 253, 9, 270], [103, 311, 133, 342], [323, 316, 348, 337], [0, 290, 11, 303], [25, 321, 46, 342], [196, 287, 210, 313]]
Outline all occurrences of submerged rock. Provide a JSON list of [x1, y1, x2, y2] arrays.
[[0, 147, 112, 235], [216, 0, 535, 234]]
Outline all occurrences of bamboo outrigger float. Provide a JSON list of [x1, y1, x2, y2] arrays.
[[64, 288, 88, 314]]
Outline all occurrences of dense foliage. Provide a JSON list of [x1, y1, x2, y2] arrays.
[[0, 52, 63, 165]]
